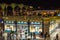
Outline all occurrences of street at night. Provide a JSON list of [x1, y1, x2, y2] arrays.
[[0, 0, 60, 40]]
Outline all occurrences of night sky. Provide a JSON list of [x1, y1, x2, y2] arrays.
[[0, 0, 60, 9]]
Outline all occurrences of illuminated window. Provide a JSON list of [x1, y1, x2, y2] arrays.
[[12, 21, 14, 23], [21, 21, 23, 23], [17, 21, 21, 24], [9, 21, 11, 23], [24, 22, 27, 24], [6, 21, 9, 23], [50, 21, 54, 25], [58, 13, 60, 16], [31, 22, 34, 24]]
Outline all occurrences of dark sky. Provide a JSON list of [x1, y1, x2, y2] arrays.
[[0, 0, 60, 9]]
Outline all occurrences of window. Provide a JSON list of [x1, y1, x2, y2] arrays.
[[50, 21, 54, 25], [0, 6, 3, 16], [38, 13, 42, 16], [5, 21, 9, 23], [9, 21, 11, 23], [24, 22, 27, 24], [17, 21, 20, 24], [31, 22, 40, 24], [5, 21, 14, 24], [54, 12, 57, 16], [10, 21, 14, 23], [33, 12, 36, 16], [7, 6, 13, 16], [58, 13, 60, 16], [14, 6, 20, 16]]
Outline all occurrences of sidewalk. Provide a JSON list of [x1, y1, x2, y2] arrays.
[[27, 35, 44, 40]]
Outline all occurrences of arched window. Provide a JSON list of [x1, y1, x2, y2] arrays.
[[33, 12, 36, 16], [0, 6, 3, 16], [22, 7, 26, 11], [37, 13, 42, 16], [7, 6, 13, 16], [54, 12, 58, 16], [14, 6, 20, 16], [22, 7, 27, 16]]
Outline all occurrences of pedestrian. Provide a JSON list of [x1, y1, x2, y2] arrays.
[[56, 34, 58, 40], [31, 33, 32, 38], [44, 32, 48, 40], [40, 32, 43, 37], [7, 33, 11, 40], [13, 34, 16, 40], [33, 32, 36, 39]]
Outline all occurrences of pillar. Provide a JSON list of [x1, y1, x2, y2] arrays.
[[44, 18, 50, 40], [44, 20, 50, 34], [14, 21, 17, 34]]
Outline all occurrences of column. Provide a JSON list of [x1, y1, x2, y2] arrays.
[[14, 21, 17, 34], [44, 20, 50, 34], [28, 20, 30, 33], [44, 18, 50, 40], [42, 18, 44, 37]]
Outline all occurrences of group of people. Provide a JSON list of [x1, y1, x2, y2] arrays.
[[44, 32, 50, 40], [7, 33, 17, 40]]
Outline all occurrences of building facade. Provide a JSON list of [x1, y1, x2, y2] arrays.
[[0, 3, 60, 39]]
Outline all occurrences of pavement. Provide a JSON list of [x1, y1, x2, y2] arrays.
[[2, 33, 44, 40], [50, 28, 60, 40]]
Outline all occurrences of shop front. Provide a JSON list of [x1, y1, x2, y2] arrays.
[[49, 20, 59, 34], [30, 22, 42, 39], [17, 21, 28, 39], [4, 21, 16, 33], [3, 21, 16, 40]]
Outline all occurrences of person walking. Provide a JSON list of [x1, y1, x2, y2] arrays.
[[44, 32, 48, 40], [13, 34, 16, 40], [56, 34, 58, 40]]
